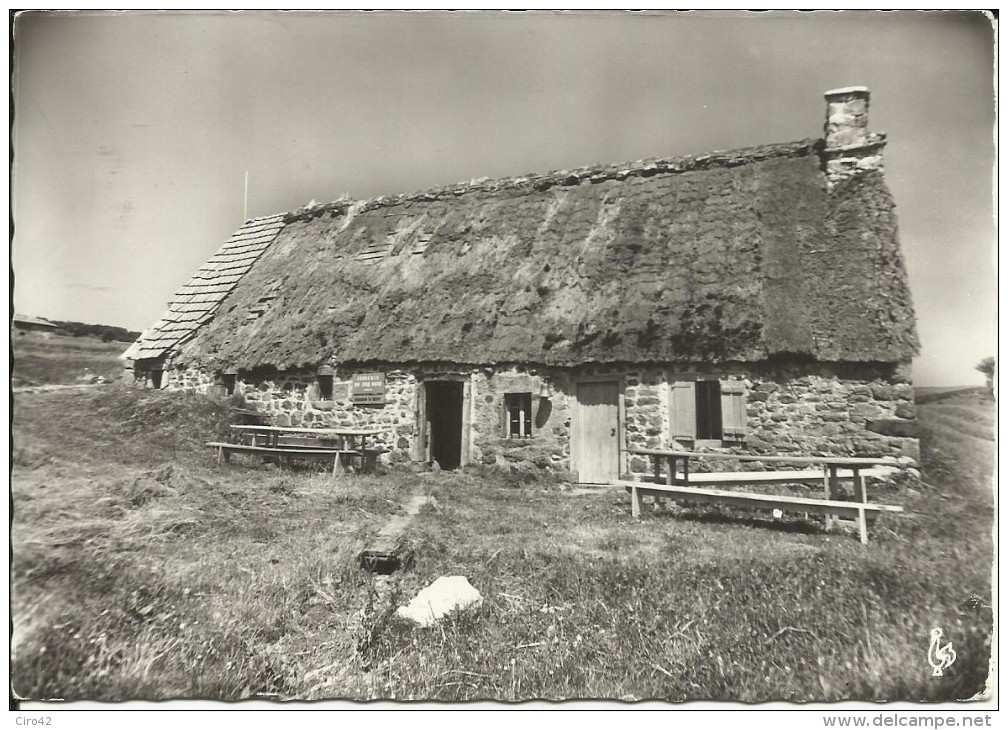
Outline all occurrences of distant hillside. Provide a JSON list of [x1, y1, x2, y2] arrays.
[[12, 331, 126, 387], [49, 320, 141, 343], [914, 386, 988, 404]]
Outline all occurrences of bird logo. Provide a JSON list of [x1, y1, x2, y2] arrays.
[[927, 628, 957, 677]]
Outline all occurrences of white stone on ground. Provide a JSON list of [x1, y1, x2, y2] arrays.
[[396, 576, 483, 628]]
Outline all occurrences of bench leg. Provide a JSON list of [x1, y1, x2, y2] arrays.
[[217, 446, 224, 467], [631, 484, 642, 520], [857, 506, 868, 545], [823, 466, 840, 532]]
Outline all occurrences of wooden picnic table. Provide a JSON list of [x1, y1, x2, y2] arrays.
[[628, 447, 897, 490], [227, 425, 384, 473], [623, 447, 904, 544], [230, 424, 381, 445]]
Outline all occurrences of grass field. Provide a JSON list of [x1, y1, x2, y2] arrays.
[[12, 331, 128, 387], [10, 383, 995, 702]]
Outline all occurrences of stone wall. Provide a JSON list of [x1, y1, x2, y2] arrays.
[[742, 367, 917, 460], [156, 358, 918, 479], [621, 367, 671, 456], [164, 365, 216, 392], [164, 363, 417, 462], [620, 361, 919, 480], [471, 367, 572, 476]]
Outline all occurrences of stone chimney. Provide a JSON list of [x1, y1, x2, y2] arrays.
[[822, 86, 887, 186]]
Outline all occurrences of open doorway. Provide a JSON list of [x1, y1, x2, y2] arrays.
[[149, 369, 164, 389], [424, 381, 464, 469]]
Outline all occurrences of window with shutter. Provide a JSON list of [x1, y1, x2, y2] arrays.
[[669, 375, 748, 444], [670, 381, 697, 442], [719, 378, 748, 441]]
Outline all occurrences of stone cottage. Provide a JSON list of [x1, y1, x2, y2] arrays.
[[124, 87, 919, 482]]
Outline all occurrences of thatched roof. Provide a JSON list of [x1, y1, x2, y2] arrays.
[[138, 138, 919, 371]]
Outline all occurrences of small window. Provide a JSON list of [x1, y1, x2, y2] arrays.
[[505, 393, 533, 438], [318, 374, 334, 400], [695, 381, 723, 440], [670, 376, 747, 444], [222, 373, 237, 396]]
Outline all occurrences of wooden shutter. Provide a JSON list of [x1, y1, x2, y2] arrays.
[[669, 381, 697, 442], [720, 379, 748, 441]]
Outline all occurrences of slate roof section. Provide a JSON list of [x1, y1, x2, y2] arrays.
[[130, 215, 285, 361]]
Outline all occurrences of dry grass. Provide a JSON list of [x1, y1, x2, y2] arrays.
[[11, 386, 417, 700], [11, 386, 995, 702]]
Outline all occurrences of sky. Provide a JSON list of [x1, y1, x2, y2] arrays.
[[11, 10, 996, 386]]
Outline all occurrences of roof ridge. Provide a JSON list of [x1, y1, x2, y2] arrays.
[[239, 213, 285, 225], [282, 138, 823, 224]]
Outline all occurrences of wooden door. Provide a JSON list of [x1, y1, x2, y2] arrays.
[[576, 381, 620, 484]]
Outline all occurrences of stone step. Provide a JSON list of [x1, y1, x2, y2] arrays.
[[359, 494, 428, 574]]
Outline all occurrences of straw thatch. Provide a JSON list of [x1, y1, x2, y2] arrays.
[[139, 138, 918, 371]]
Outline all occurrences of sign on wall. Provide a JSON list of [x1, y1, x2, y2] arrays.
[[352, 372, 386, 405]]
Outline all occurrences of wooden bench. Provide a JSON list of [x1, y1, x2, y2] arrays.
[[670, 466, 898, 487], [624, 448, 906, 544], [206, 442, 356, 476]]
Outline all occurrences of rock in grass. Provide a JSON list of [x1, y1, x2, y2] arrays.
[[395, 576, 483, 628]]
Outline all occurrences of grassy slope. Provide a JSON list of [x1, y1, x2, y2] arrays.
[[914, 386, 988, 404], [12, 331, 127, 387], [11, 387, 414, 700], [11, 387, 996, 702], [359, 389, 996, 701]]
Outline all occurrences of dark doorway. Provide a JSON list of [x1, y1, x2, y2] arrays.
[[425, 381, 464, 469], [695, 381, 723, 440]]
